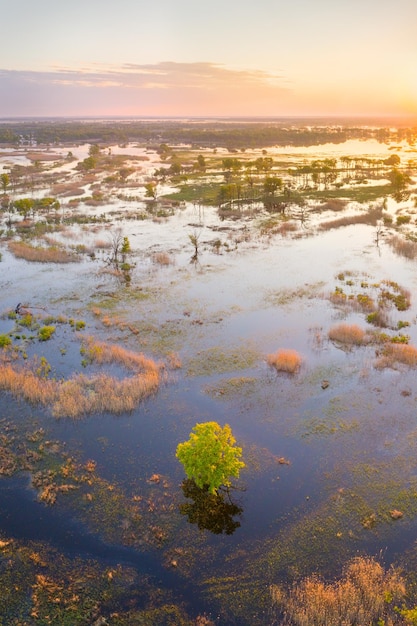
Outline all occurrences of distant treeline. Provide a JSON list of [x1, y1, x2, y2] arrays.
[[0, 118, 416, 149]]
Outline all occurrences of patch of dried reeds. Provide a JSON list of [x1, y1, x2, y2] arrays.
[[377, 343, 417, 369], [328, 323, 366, 345], [271, 556, 405, 626], [0, 338, 163, 418], [152, 252, 172, 265], [387, 234, 417, 260], [319, 199, 347, 212], [267, 349, 302, 374], [8, 241, 79, 264], [319, 205, 384, 231], [51, 183, 85, 197], [51, 371, 160, 418], [82, 336, 161, 374]]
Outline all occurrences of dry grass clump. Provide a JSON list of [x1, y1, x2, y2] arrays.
[[0, 362, 56, 405], [267, 349, 302, 374], [152, 251, 173, 265], [82, 336, 161, 373], [388, 234, 417, 260], [51, 371, 160, 418], [51, 182, 86, 197], [320, 199, 347, 212], [328, 323, 366, 345], [278, 221, 298, 237], [271, 556, 405, 626], [8, 241, 78, 264], [0, 338, 163, 418], [93, 238, 112, 249], [319, 205, 384, 231], [377, 343, 417, 369]]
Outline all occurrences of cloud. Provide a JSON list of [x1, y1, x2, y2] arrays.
[[0, 63, 291, 117]]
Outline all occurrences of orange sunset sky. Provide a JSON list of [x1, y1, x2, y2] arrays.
[[0, 0, 416, 119]]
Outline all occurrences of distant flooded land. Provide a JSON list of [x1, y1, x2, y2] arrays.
[[1, 117, 417, 625]]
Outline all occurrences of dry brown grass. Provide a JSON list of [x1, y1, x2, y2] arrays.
[[93, 238, 112, 249], [319, 205, 384, 231], [271, 556, 406, 626], [51, 182, 86, 197], [328, 323, 366, 345], [8, 241, 79, 264], [0, 338, 163, 418], [51, 371, 160, 418], [319, 198, 348, 212], [82, 336, 162, 373], [388, 234, 417, 260], [152, 252, 173, 265], [376, 343, 417, 369], [267, 349, 302, 374]]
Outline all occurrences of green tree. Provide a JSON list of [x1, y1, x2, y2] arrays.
[[1, 173, 10, 194], [263, 175, 283, 196], [14, 197, 35, 219], [176, 422, 245, 494], [121, 236, 131, 264], [145, 182, 157, 199]]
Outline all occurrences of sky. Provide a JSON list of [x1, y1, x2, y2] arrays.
[[0, 0, 416, 119]]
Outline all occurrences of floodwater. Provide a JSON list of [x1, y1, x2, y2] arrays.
[[1, 137, 417, 624]]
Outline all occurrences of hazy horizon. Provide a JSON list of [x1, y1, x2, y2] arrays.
[[1, 0, 416, 119]]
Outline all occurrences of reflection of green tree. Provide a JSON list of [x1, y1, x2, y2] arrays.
[[179, 479, 243, 535]]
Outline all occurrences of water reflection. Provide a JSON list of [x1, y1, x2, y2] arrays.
[[179, 479, 243, 535]]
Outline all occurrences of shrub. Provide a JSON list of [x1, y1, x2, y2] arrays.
[[396, 214, 411, 225], [366, 309, 390, 328], [380, 281, 411, 311], [0, 334, 11, 348], [267, 349, 302, 374], [38, 325, 56, 341], [356, 293, 375, 311], [328, 323, 366, 345]]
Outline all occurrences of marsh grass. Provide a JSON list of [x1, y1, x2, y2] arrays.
[[319, 205, 384, 231], [388, 234, 417, 260], [8, 241, 79, 264], [152, 252, 173, 265], [267, 349, 302, 374], [204, 376, 258, 399], [271, 556, 406, 626], [0, 337, 163, 418], [377, 343, 417, 369], [380, 280, 411, 311], [81, 336, 162, 374], [186, 345, 260, 377], [328, 324, 366, 346]]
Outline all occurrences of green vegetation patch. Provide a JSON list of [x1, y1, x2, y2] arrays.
[[204, 376, 258, 399], [186, 344, 260, 377], [265, 282, 325, 306], [300, 416, 360, 438]]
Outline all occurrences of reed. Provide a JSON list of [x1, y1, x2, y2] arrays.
[[8, 241, 78, 264], [380, 343, 417, 367], [328, 323, 366, 345], [0, 338, 162, 418], [267, 349, 302, 374], [271, 556, 405, 626]]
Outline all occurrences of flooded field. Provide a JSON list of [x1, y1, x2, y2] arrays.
[[1, 119, 417, 624]]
